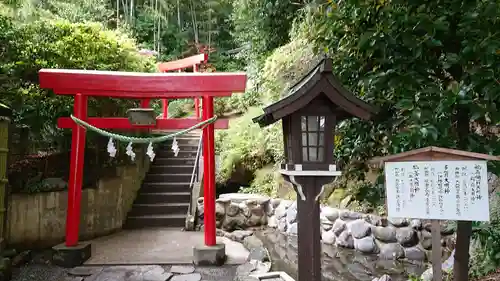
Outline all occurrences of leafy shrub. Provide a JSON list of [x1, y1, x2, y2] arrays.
[[242, 165, 296, 200], [470, 192, 500, 277], [258, 38, 320, 104], [168, 99, 195, 118], [215, 107, 283, 184], [0, 16, 154, 147]]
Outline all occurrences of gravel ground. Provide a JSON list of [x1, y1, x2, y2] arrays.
[[12, 264, 238, 281]]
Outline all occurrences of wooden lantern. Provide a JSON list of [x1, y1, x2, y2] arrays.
[[254, 58, 377, 281]]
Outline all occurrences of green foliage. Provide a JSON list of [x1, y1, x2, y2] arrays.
[[167, 99, 194, 118], [303, 0, 500, 177], [0, 15, 154, 145], [257, 37, 319, 104], [231, 0, 301, 62], [215, 107, 283, 184], [39, 0, 113, 24], [242, 166, 278, 197], [470, 192, 500, 277]]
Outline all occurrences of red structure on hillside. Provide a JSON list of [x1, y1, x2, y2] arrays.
[[39, 61, 246, 260], [157, 53, 208, 119]]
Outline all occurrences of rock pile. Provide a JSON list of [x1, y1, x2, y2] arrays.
[[206, 194, 455, 261]]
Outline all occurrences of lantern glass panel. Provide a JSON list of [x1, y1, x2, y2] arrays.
[[300, 115, 326, 163]]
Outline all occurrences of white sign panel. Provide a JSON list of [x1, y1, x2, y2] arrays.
[[385, 161, 490, 221]]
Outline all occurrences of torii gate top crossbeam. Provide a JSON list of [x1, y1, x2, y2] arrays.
[[39, 68, 246, 98], [157, 53, 207, 72]]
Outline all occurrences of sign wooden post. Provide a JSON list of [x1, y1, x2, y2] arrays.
[[371, 147, 500, 281]]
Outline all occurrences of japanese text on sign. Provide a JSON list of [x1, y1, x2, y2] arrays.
[[385, 161, 489, 221]]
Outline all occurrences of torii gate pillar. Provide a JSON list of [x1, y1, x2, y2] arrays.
[[39, 68, 247, 268], [193, 95, 226, 266]]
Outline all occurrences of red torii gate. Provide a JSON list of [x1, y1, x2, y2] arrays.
[[156, 53, 208, 119], [39, 68, 246, 254]]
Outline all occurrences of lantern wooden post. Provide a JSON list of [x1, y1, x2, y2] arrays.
[[254, 58, 377, 281], [371, 147, 499, 281]]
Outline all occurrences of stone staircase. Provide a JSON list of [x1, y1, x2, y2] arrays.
[[124, 131, 202, 229]]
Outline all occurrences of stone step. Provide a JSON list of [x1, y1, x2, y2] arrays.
[[124, 214, 187, 229], [141, 182, 190, 193], [135, 192, 191, 204], [148, 165, 194, 174], [154, 157, 196, 166], [128, 203, 190, 216], [143, 173, 192, 183], [160, 138, 200, 146], [156, 150, 199, 159]]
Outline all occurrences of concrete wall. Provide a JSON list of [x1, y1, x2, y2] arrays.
[[6, 155, 150, 249]]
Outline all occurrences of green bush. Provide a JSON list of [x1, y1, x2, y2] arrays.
[[258, 38, 320, 104], [0, 16, 154, 146], [241, 165, 296, 200], [215, 107, 283, 184], [470, 192, 500, 277]]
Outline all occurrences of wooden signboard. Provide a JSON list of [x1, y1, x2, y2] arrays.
[[385, 161, 489, 221], [371, 147, 500, 281]]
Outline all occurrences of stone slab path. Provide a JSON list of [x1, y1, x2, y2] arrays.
[[85, 229, 249, 265], [12, 264, 239, 281]]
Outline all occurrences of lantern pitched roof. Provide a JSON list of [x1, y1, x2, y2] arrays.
[[253, 58, 378, 127]]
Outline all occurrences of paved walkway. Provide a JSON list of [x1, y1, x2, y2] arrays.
[[85, 228, 249, 265], [12, 229, 249, 281], [13, 264, 239, 281]]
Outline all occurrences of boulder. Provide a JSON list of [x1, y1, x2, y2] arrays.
[[410, 219, 422, 230], [354, 236, 378, 254], [388, 217, 408, 227], [287, 223, 298, 236], [322, 207, 339, 222], [372, 226, 397, 243], [239, 203, 251, 217], [267, 216, 278, 228], [215, 202, 225, 219], [227, 203, 240, 217], [322, 231, 336, 245], [378, 242, 404, 260], [274, 201, 292, 219], [419, 230, 432, 250], [332, 219, 346, 236], [285, 205, 297, 225], [396, 227, 418, 247], [339, 210, 362, 221], [404, 246, 426, 260], [347, 219, 371, 239], [335, 231, 354, 249], [278, 218, 287, 232], [364, 214, 383, 226]]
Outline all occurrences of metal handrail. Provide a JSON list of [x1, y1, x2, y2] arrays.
[[189, 133, 203, 190]]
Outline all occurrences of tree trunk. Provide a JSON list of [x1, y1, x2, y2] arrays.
[[177, 0, 181, 29]]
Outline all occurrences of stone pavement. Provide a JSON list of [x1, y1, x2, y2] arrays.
[[85, 229, 249, 265], [13, 264, 239, 281]]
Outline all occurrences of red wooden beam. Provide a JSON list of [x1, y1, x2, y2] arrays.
[[157, 53, 207, 72], [57, 117, 229, 130], [51, 89, 234, 99], [39, 69, 247, 97]]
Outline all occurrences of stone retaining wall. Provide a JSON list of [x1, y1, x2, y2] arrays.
[[205, 193, 455, 261], [7, 154, 150, 249]]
